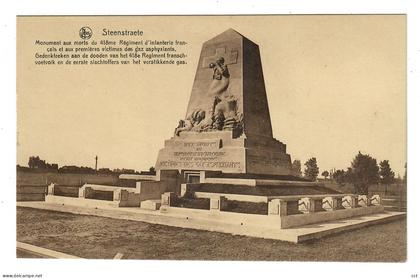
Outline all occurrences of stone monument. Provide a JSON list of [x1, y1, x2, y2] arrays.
[[156, 29, 296, 176], [41, 29, 400, 243]]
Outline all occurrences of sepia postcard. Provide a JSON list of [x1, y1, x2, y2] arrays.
[[5, 13, 414, 278]]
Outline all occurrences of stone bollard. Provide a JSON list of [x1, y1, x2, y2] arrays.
[[180, 184, 188, 197], [161, 192, 176, 207], [113, 189, 121, 201], [210, 196, 221, 211], [135, 181, 141, 193], [358, 195, 368, 207], [78, 186, 85, 198], [268, 199, 280, 215], [47, 183, 55, 195], [268, 199, 288, 216], [211, 196, 227, 211]]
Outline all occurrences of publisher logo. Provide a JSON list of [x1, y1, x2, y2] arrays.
[[79, 27, 93, 40]]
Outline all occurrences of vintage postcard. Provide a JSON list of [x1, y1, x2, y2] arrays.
[[15, 15, 406, 265]]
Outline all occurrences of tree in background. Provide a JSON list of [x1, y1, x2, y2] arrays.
[[321, 170, 329, 180], [27, 156, 58, 171], [403, 162, 407, 184], [332, 169, 346, 185], [292, 160, 302, 177], [379, 160, 395, 185], [28, 156, 46, 169], [98, 168, 113, 174], [349, 152, 379, 194], [304, 157, 319, 182]]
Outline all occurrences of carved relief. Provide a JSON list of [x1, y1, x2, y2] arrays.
[[175, 55, 244, 138], [207, 57, 230, 98]]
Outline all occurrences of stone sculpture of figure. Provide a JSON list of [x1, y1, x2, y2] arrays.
[[174, 57, 233, 136], [207, 57, 230, 97], [198, 96, 222, 131], [174, 109, 206, 136]]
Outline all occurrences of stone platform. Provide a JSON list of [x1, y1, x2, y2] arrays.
[[40, 169, 404, 242], [17, 201, 405, 243]]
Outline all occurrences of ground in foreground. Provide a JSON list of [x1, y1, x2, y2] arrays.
[[16, 207, 406, 261]]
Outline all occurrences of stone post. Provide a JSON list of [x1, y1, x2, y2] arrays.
[[161, 192, 176, 207], [47, 183, 55, 195], [199, 171, 206, 183], [210, 196, 221, 211], [268, 199, 281, 216], [279, 200, 288, 216], [210, 196, 227, 211], [269, 199, 299, 216], [366, 196, 372, 206], [78, 186, 84, 198], [180, 184, 188, 197], [84, 187, 95, 199], [113, 189, 121, 201], [135, 181, 141, 193]]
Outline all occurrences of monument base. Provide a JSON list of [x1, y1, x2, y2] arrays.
[[20, 200, 404, 243], [39, 169, 404, 243], [155, 131, 295, 176]]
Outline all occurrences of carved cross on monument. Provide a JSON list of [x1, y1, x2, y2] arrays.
[[202, 47, 238, 68]]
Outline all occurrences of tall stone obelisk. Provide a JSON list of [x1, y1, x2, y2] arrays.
[[156, 29, 295, 176]]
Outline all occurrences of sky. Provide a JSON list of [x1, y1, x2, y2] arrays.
[[16, 15, 406, 176]]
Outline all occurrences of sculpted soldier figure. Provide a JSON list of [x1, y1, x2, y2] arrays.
[[174, 109, 206, 136], [208, 57, 230, 97], [175, 56, 238, 136]]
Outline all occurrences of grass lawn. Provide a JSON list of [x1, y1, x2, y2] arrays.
[[16, 207, 406, 261]]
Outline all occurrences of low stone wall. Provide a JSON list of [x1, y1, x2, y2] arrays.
[[45, 195, 120, 208], [279, 206, 384, 228], [45, 170, 181, 207], [53, 185, 79, 198], [17, 184, 47, 201], [160, 191, 384, 229]]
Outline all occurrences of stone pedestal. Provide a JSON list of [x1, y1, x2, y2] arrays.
[[156, 131, 293, 175]]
